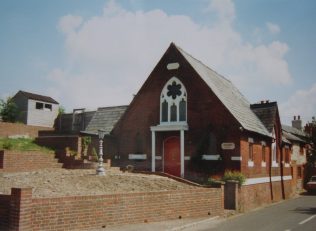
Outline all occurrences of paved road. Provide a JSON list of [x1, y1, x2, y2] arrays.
[[183, 194, 316, 231]]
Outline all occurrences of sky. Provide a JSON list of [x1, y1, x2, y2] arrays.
[[0, 0, 315, 126]]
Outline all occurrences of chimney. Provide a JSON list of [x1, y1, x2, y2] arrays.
[[292, 115, 302, 130]]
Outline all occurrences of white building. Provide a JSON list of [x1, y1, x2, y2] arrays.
[[12, 90, 59, 127]]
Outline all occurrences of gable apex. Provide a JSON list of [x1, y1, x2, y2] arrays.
[[171, 44, 270, 137]]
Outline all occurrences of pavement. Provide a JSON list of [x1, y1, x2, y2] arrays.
[[89, 216, 224, 231]]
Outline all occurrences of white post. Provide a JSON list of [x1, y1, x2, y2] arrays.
[[180, 129, 184, 177], [151, 130, 156, 172]]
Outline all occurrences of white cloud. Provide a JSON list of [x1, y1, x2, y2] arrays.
[[58, 15, 83, 34], [266, 22, 280, 34], [48, 0, 293, 110], [205, 0, 235, 23], [280, 83, 316, 125]]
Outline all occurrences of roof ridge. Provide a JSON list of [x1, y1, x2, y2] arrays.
[[173, 43, 232, 84], [97, 105, 129, 110]]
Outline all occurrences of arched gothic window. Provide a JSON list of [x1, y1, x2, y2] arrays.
[[160, 77, 187, 124]]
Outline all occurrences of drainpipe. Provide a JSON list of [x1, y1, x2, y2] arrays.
[[269, 139, 273, 201]]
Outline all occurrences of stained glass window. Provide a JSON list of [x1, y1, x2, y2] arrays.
[[160, 77, 187, 124]]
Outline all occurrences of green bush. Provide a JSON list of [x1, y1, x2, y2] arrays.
[[221, 170, 246, 186], [206, 177, 224, 186], [2, 139, 13, 150]]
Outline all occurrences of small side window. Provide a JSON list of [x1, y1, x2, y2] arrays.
[[45, 104, 52, 111], [36, 102, 44, 110]]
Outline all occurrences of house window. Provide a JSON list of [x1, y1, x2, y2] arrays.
[[285, 146, 290, 164], [299, 145, 304, 155], [35, 102, 44, 110], [249, 143, 254, 161], [297, 166, 302, 178], [160, 77, 187, 124], [44, 104, 52, 111], [262, 144, 266, 163], [271, 128, 278, 167], [248, 138, 254, 167]]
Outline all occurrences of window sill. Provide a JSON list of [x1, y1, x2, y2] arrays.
[[261, 162, 266, 167], [284, 163, 290, 168], [272, 161, 279, 167], [248, 161, 254, 167]]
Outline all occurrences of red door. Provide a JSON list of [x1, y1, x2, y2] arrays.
[[164, 137, 180, 177]]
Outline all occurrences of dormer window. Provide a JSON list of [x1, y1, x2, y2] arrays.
[[160, 77, 187, 124]]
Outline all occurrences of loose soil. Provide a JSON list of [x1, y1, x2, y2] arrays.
[[0, 169, 195, 198]]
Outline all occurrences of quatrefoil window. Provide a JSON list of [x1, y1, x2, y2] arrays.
[[167, 81, 182, 99]]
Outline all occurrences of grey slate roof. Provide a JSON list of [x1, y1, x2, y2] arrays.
[[17, 90, 59, 104], [83, 106, 128, 135], [282, 124, 309, 139], [176, 45, 270, 137], [250, 102, 278, 133], [282, 130, 305, 143]]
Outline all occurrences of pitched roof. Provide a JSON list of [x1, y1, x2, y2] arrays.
[[16, 90, 59, 104], [250, 102, 278, 133], [175, 44, 270, 137], [282, 130, 305, 143], [83, 105, 128, 135], [282, 124, 309, 139]]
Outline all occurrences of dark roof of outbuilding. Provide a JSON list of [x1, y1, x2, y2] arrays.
[[83, 105, 128, 135], [16, 90, 59, 104], [175, 44, 270, 137], [250, 101, 278, 133]]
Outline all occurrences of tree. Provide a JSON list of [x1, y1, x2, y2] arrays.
[[0, 97, 18, 122]]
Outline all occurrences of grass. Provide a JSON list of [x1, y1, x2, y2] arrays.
[[0, 137, 54, 153]]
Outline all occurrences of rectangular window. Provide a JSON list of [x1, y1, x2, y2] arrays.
[[285, 147, 290, 163], [44, 104, 52, 111], [35, 102, 44, 110], [299, 145, 304, 155], [170, 104, 177, 122], [262, 145, 266, 163], [249, 143, 253, 161], [297, 166, 302, 178]]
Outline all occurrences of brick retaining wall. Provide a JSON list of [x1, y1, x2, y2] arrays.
[[0, 186, 223, 231], [0, 122, 53, 138], [0, 150, 62, 172]]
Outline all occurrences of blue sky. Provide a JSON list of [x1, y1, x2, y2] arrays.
[[0, 0, 315, 125]]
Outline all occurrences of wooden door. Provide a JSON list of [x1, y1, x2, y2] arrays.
[[163, 136, 180, 177]]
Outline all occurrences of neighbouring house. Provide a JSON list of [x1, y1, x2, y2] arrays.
[[282, 116, 310, 191], [12, 90, 59, 127]]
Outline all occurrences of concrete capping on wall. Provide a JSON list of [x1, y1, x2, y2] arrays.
[[244, 175, 293, 185], [0, 186, 223, 230]]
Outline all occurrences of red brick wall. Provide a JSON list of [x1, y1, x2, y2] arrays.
[[238, 183, 272, 212], [0, 122, 53, 138], [0, 150, 61, 172], [1, 187, 223, 231], [238, 178, 294, 212], [240, 136, 271, 178]]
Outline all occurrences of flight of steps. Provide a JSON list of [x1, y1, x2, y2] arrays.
[[0, 150, 63, 172]]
